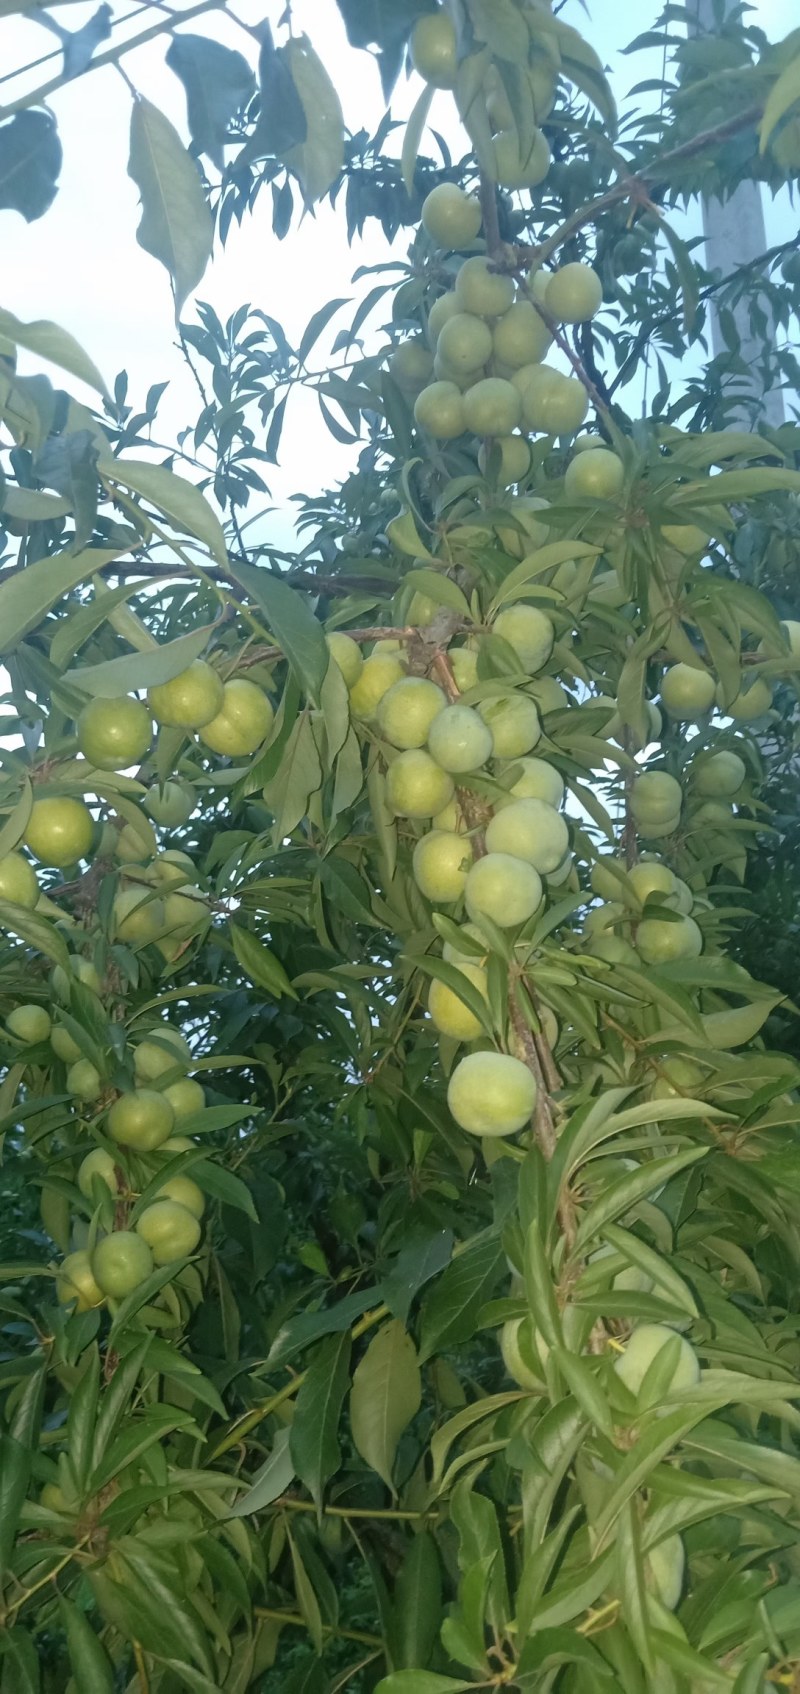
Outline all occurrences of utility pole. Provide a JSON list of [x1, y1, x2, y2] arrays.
[[691, 0, 784, 428]]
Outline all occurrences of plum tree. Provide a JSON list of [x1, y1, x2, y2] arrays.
[[3, 3, 800, 1688]]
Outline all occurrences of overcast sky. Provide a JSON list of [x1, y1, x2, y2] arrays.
[[2, 0, 797, 545]]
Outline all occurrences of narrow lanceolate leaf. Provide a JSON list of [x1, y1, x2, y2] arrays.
[[98, 456, 227, 567], [0, 308, 108, 398], [350, 1319, 421, 1493], [229, 561, 329, 706], [65, 624, 215, 697], [231, 1425, 295, 1516], [401, 84, 434, 194], [418, 1235, 505, 1362], [59, 1596, 114, 1693], [165, 35, 255, 169], [230, 925, 297, 1000], [759, 52, 800, 153], [0, 547, 127, 655], [375, 1678, 476, 1694], [128, 96, 213, 317], [281, 35, 344, 203], [290, 1332, 351, 1511], [0, 1434, 31, 1571]]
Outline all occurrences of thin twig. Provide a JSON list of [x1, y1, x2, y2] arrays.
[[0, 0, 222, 118]]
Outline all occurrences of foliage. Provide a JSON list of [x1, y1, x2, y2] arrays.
[[1, 2, 800, 1692]]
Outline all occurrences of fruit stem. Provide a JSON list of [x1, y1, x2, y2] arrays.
[[479, 171, 503, 261], [254, 1608, 384, 1647], [530, 298, 612, 426]]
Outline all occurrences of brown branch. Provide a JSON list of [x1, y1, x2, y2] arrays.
[[531, 299, 612, 424], [479, 171, 503, 260]]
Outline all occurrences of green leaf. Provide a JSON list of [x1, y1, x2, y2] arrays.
[[288, 1529, 324, 1652], [572, 1147, 709, 1254], [403, 568, 471, 617], [389, 1532, 442, 1671], [98, 456, 226, 566], [760, 51, 800, 153], [489, 541, 600, 611], [64, 624, 215, 697], [228, 562, 329, 706], [381, 1229, 454, 1323], [0, 547, 127, 656], [0, 1628, 40, 1694], [231, 1426, 295, 1516], [281, 35, 344, 203], [128, 96, 213, 317], [418, 1235, 504, 1362], [669, 467, 800, 506], [289, 1332, 351, 1512], [375, 1674, 476, 1693], [230, 925, 298, 999], [59, 1597, 114, 1693], [350, 1318, 421, 1492], [165, 34, 255, 169], [0, 1435, 30, 1572], [401, 84, 434, 194], [66, 1345, 100, 1494], [262, 711, 323, 839], [0, 307, 108, 398]]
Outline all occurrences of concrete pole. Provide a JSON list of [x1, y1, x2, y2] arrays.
[[691, 0, 784, 428]]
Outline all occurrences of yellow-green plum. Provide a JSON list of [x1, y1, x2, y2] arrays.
[[442, 923, 486, 965], [447, 1050, 537, 1136], [348, 653, 406, 719], [162, 1077, 205, 1121], [646, 1535, 685, 1612], [427, 291, 460, 342], [455, 256, 515, 319], [492, 300, 552, 368], [661, 663, 716, 720], [478, 433, 532, 485], [436, 312, 493, 375], [143, 781, 197, 829], [635, 914, 703, 965], [412, 831, 472, 903], [56, 1250, 105, 1311], [133, 1026, 191, 1084], [544, 262, 603, 322], [78, 1148, 118, 1199], [626, 861, 676, 906], [479, 694, 541, 758], [631, 772, 682, 827], [107, 1089, 174, 1151], [719, 677, 772, 720], [421, 183, 482, 246], [465, 852, 542, 928], [463, 377, 522, 436], [91, 1231, 153, 1299], [409, 12, 458, 87], [414, 381, 466, 438], [427, 704, 493, 773], [428, 964, 488, 1041], [377, 677, 445, 749], [149, 660, 224, 729], [25, 797, 94, 867], [199, 679, 273, 757], [388, 341, 434, 393], [484, 798, 569, 874], [615, 1323, 700, 1397], [113, 886, 165, 946], [6, 1004, 51, 1044], [135, 1199, 201, 1265], [77, 695, 152, 770], [386, 751, 454, 819], [51, 1025, 82, 1064], [326, 632, 364, 688], [692, 750, 746, 797], [0, 852, 38, 909], [67, 1059, 102, 1101], [500, 1317, 548, 1390], [499, 757, 564, 809], [493, 605, 554, 673], [492, 127, 550, 188], [564, 447, 624, 500], [155, 1175, 205, 1219], [449, 648, 479, 691]]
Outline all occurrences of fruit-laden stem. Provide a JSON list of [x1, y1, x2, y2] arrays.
[[621, 728, 640, 870], [509, 986, 576, 1247], [241, 626, 434, 667], [479, 171, 503, 260]]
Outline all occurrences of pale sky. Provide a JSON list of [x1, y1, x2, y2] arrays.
[[2, 0, 797, 546]]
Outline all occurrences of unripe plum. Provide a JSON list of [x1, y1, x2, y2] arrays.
[[410, 13, 458, 88], [478, 433, 532, 486], [378, 677, 445, 749], [386, 751, 454, 819], [463, 377, 522, 436], [427, 704, 493, 773], [108, 1088, 174, 1151], [156, 1175, 205, 1219], [0, 851, 38, 909], [544, 262, 603, 323], [57, 1249, 105, 1311], [348, 653, 405, 719], [479, 694, 541, 758], [428, 964, 488, 1041], [77, 694, 152, 770], [492, 128, 550, 189], [564, 447, 624, 500], [78, 1148, 118, 1199], [614, 1323, 699, 1397], [92, 1231, 154, 1298], [421, 183, 481, 247], [631, 772, 682, 826], [163, 1077, 206, 1121], [719, 676, 772, 720], [135, 1199, 201, 1264], [413, 381, 466, 438], [199, 679, 274, 757], [7, 1004, 51, 1044], [692, 750, 745, 797], [412, 830, 472, 903], [447, 1050, 536, 1136], [661, 663, 716, 719], [485, 798, 569, 873], [149, 660, 224, 729], [455, 257, 515, 319], [499, 757, 564, 808], [492, 300, 552, 368], [465, 852, 542, 928], [493, 604, 554, 673], [25, 797, 94, 868], [437, 312, 493, 375], [635, 914, 703, 965], [326, 632, 363, 688]]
